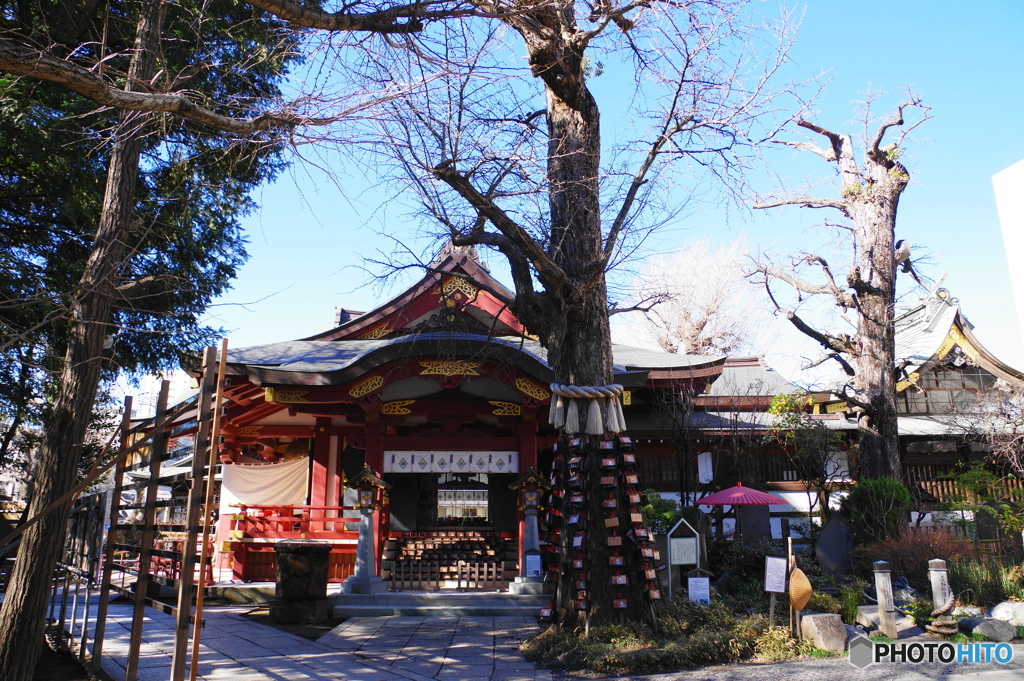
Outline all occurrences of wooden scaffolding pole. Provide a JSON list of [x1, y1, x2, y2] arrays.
[[90, 396, 133, 677], [189, 338, 228, 681], [125, 380, 170, 680], [171, 347, 217, 681]]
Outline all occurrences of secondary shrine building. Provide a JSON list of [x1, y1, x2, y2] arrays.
[[213, 246, 723, 584]]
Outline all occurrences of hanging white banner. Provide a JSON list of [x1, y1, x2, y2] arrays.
[[384, 451, 519, 474]]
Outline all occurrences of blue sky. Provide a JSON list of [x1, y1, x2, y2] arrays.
[[201, 0, 1024, 383]]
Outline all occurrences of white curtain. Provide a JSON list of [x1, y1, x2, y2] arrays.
[[221, 457, 309, 506]]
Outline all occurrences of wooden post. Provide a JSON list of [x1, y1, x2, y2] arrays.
[[126, 380, 169, 680], [171, 347, 217, 681], [928, 558, 955, 632], [189, 339, 229, 681], [90, 396, 132, 677], [873, 560, 897, 639]]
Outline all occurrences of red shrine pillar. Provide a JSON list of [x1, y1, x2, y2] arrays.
[[363, 421, 386, 568], [364, 421, 385, 472], [311, 418, 332, 530], [518, 414, 538, 472]]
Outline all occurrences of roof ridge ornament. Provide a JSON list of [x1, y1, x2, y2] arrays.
[[430, 240, 490, 272]]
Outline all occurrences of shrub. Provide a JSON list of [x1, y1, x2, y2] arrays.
[[949, 558, 1024, 606], [806, 591, 841, 614], [863, 527, 977, 591], [906, 598, 936, 628], [520, 601, 767, 674], [836, 578, 867, 624], [753, 626, 814, 661], [707, 537, 785, 580], [839, 477, 912, 546]]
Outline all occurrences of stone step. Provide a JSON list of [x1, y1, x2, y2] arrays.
[[855, 604, 927, 639], [331, 592, 548, 618]]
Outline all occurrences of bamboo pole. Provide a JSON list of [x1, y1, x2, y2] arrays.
[[189, 338, 228, 681]]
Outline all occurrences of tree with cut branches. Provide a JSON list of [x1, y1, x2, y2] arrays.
[[749, 96, 931, 481]]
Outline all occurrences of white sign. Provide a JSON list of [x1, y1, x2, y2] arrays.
[[764, 556, 788, 593], [670, 537, 697, 565], [687, 577, 710, 604], [525, 553, 542, 578]]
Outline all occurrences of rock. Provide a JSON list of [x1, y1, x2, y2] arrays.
[[958, 617, 1018, 642], [893, 588, 918, 606], [990, 601, 1024, 621], [845, 624, 866, 642], [1009, 618, 1024, 628], [815, 515, 853, 576], [975, 619, 1019, 642], [801, 613, 848, 654], [958, 617, 984, 633], [953, 606, 985, 618]]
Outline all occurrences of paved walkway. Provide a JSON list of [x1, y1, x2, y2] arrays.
[[93, 600, 551, 681]]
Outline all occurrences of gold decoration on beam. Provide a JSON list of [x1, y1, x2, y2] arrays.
[[490, 401, 521, 416], [896, 373, 920, 393], [825, 401, 849, 414], [237, 425, 264, 438], [419, 360, 481, 376], [381, 400, 415, 415], [439, 276, 479, 300], [514, 378, 550, 401], [621, 391, 632, 406], [934, 326, 981, 366], [360, 324, 392, 339], [349, 375, 385, 398], [264, 388, 309, 403]]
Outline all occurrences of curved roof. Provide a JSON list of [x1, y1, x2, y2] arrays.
[[226, 333, 722, 387]]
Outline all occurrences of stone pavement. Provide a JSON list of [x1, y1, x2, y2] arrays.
[[93, 600, 552, 681]]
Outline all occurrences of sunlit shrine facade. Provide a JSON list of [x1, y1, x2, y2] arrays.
[[212, 246, 723, 585]]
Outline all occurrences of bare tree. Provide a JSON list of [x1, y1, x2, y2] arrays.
[[750, 95, 931, 481], [349, 3, 806, 627], [630, 237, 772, 355]]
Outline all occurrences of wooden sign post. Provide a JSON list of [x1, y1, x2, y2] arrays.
[[764, 556, 787, 627], [873, 560, 897, 640]]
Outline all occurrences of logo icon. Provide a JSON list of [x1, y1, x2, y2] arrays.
[[849, 635, 874, 668]]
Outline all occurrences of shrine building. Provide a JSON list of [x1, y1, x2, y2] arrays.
[[213, 246, 723, 585]]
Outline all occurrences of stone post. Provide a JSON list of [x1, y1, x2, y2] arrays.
[[270, 539, 331, 623], [509, 489, 545, 594], [928, 559, 956, 634], [873, 560, 897, 639], [340, 506, 386, 594]]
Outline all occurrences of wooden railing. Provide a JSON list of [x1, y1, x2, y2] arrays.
[[385, 532, 511, 591], [227, 504, 365, 582]]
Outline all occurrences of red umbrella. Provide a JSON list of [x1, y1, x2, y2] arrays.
[[697, 483, 785, 507], [696, 483, 785, 544]]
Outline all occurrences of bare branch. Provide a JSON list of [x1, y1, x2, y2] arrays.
[[607, 291, 670, 318], [431, 160, 568, 291], [771, 138, 835, 161], [754, 195, 849, 216], [0, 37, 410, 133]]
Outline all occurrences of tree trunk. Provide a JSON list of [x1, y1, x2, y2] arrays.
[[849, 155, 904, 481], [0, 2, 160, 677], [512, 28, 653, 628]]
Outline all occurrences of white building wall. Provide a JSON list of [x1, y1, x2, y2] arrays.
[[994, 159, 1024, 346]]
